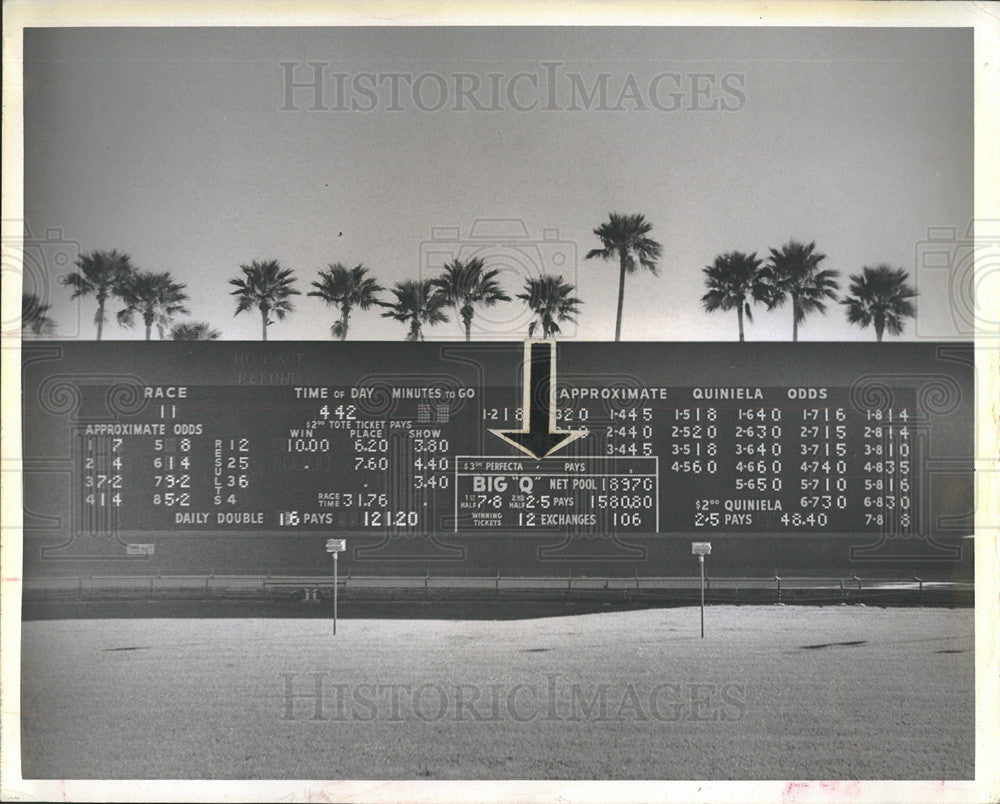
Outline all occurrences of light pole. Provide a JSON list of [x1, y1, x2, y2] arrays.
[[326, 538, 346, 635], [691, 542, 711, 638]]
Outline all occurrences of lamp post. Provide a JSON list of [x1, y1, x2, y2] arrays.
[[326, 538, 346, 634], [691, 542, 711, 638]]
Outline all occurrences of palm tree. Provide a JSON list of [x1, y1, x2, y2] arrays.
[[170, 321, 222, 340], [842, 264, 917, 341], [379, 279, 449, 341], [21, 293, 55, 336], [308, 263, 384, 340], [229, 259, 299, 341], [60, 249, 134, 340], [585, 213, 662, 341], [760, 240, 840, 341], [116, 271, 190, 340], [700, 251, 769, 342], [517, 274, 583, 338], [432, 257, 511, 342]]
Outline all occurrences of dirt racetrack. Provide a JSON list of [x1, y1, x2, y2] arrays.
[[20, 605, 973, 779]]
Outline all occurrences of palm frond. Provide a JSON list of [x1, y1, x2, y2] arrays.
[[432, 257, 511, 337], [230, 260, 299, 334], [701, 251, 767, 313], [309, 263, 384, 339], [171, 321, 221, 340], [115, 270, 189, 335], [519, 273, 583, 337], [764, 240, 840, 330], [380, 279, 450, 339], [21, 293, 55, 335], [586, 213, 663, 276], [841, 264, 918, 339]]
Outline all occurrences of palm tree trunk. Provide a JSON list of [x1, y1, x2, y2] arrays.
[[261, 307, 268, 341], [340, 309, 350, 341], [875, 313, 885, 342], [737, 305, 745, 342], [96, 297, 105, 341], [615, 252, 627, 341], [462, 306, 473, 342], [792, 296, 799, 342]]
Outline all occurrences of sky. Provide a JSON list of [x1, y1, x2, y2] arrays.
[[22, 26, 973, 341]]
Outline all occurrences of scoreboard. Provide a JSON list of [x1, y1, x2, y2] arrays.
[[21, 341, 974, 576]]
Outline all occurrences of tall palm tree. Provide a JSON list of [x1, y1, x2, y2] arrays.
[[60, 249, 134, 340], [21, 293, 55, 336], [842, 264, 917, 341], [229, 259, 299, 341], [379, 279, 449, 341], [116, 271, 190, 340], [585, 212, 662, 341], [760, 240, 840, 341], [170, 321, 222, 341], [432, 257, 511, 342], [517, 274, 583, 338], [308, 263, 384, 340], [700, 251, 768, 342]]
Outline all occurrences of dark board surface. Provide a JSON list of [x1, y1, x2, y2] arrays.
[[21, 341, 974, 578]]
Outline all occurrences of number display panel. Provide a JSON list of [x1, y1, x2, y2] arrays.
[[23, 342, 973, 545]]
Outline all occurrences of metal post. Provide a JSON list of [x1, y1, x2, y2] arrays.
[[699, 554, 705, 639], [333, 553, 338, 636]]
